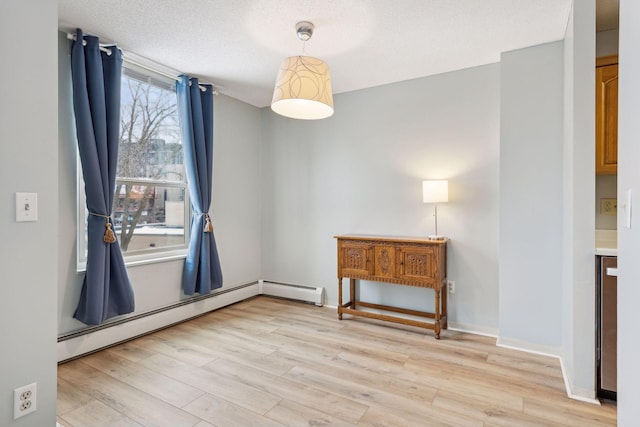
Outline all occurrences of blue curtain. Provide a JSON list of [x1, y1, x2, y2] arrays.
[[177, 75, 223, 295], [71, 29, 135, 325]]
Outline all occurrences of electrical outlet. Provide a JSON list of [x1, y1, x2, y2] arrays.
[[14, 383, 37, 419], [448, 280, 456, 294], [600, 198, 617, 216]]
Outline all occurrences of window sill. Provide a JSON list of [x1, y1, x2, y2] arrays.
[[77, 249, 187, 273]]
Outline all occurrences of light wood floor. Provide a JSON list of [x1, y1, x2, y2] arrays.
[[57, 296, 616, 427]]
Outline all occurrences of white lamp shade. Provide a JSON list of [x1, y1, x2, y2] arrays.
[[423, 180, 449, 203], [271, 56, 334, 120]]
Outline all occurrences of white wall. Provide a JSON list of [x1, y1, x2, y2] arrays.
[[57, 36, 263, 335], [0, 1, 58, 425], [261, 64, 501, 332], [499, 41, 565, 352], [562, 0, 596, 399], [616, 0, 640, 423]]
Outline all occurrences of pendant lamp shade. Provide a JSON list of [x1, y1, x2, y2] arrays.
[[271, 55, 334, 120]]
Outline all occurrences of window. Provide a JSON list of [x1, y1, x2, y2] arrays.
[[78, 64, 189, 268]]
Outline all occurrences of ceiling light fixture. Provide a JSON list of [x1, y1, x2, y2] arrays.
[[271, 21, 334, 120]]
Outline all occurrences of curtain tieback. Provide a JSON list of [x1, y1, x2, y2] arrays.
[[204, 213, 214, 233], [89, 211, 117, 243]]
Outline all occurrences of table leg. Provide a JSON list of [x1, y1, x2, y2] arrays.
[[434, 287, 441, 339], [442, 280, 448, 330], [338, 277, 343, 320], [350, 278, 356, 309]]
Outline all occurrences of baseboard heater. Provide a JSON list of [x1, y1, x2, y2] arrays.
[[58, 280, 324, 362], [259, 280, 324, 306]]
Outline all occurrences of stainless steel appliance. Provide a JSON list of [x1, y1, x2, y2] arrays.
[[597, 256, 617, 399]]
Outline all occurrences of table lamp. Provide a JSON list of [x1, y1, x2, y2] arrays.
[[423, 180, 448, 240]]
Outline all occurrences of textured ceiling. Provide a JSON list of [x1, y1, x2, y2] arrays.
[[58, 0, 575, 108]]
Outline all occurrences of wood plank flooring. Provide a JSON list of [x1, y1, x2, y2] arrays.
[[57, 296, 617, 426]]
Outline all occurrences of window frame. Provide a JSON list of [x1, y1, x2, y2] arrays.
[[76, 62, 190, 272]]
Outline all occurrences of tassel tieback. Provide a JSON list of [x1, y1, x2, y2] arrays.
[[103, 222, 116, 243], [89, 212, 116, 243], [204, 213, 214, 233]]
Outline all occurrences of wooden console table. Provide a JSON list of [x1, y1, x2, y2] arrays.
[[335, 235, 448, 338]]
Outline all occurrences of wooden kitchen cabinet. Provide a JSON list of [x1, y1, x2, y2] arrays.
[[335, 235, 447, 338], [596, 55, 618, 175]]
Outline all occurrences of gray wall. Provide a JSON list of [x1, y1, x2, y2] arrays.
[[499, 41, 565, 351], [0, 0, 58, 425], [261, 65, 501, 332], [617, 0, 640, 423], [57, 36, 263, 335]]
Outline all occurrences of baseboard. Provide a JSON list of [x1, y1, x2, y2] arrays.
[[496, 336, 562, 358], [448, 321, 498, 338], [497, 337, 599, 405], [57, 282, 260, 362], [259, 280, 324, 306], [557, 357, 600, 404]]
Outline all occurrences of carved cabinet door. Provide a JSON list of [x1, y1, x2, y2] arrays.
[[338, 242, 373, 277], [396, 245, 438, 286]]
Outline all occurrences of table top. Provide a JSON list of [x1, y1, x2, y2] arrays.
[[334, 234, 449, 244]]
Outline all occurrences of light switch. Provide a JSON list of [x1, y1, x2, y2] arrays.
[[16, 192, 38, 222]]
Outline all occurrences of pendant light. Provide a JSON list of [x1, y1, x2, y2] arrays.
[[271, 21, 334, 120]]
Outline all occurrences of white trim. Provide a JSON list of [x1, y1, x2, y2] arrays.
[[558, 357, 601, 405], [496, 336, 562, 358], [120, 250, 187, 268], [77, 249, 188, 273], [448, 321, 499, 338], [497, 337, 600, 405]]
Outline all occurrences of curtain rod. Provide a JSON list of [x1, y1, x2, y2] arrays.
[[65, 32, 217, 94]]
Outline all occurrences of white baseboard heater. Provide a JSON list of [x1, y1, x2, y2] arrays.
[[259, 280, 324, 306], [58, 280, 325, 362]]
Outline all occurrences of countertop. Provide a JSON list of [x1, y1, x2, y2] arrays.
[[596, 229, 617, 256]]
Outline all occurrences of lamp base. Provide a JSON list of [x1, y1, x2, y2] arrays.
[[428, 235, 446, 241]]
